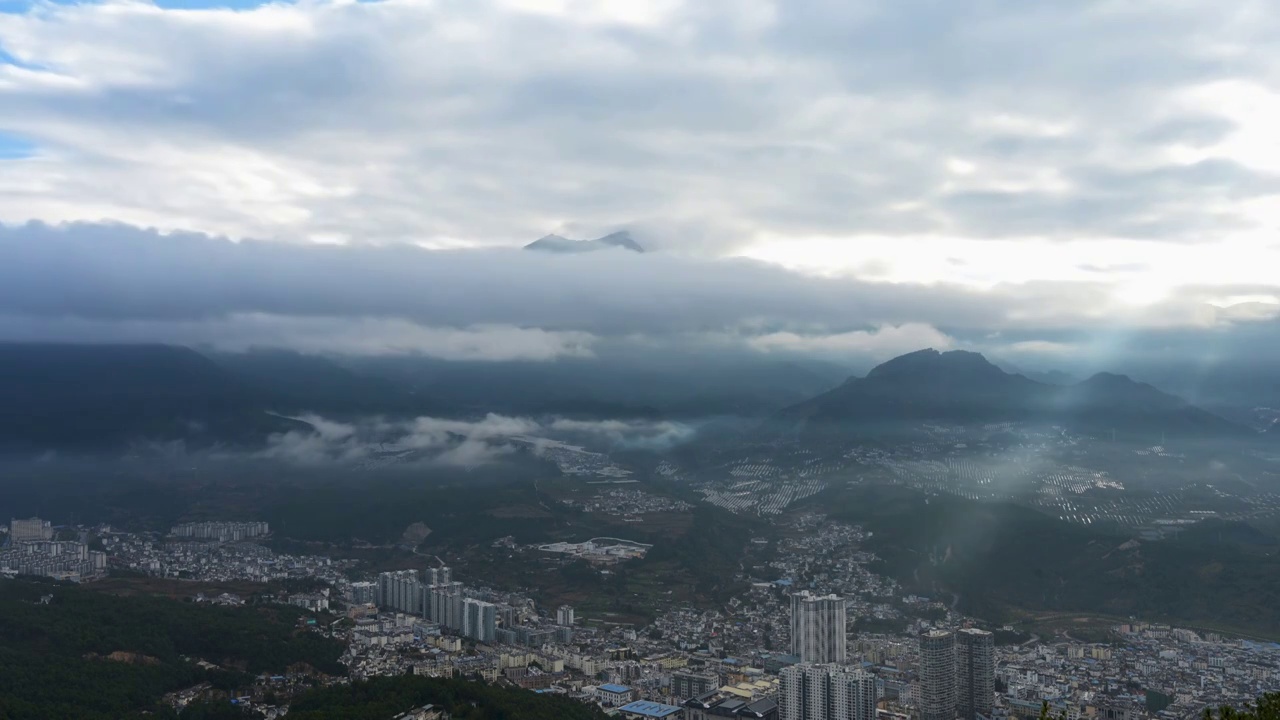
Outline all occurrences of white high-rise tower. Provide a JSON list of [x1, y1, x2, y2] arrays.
[[791, 592, 847, 664]]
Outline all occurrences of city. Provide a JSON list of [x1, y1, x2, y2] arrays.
[[3, 0, 1280, 717], [6, 501, 1275, 720]]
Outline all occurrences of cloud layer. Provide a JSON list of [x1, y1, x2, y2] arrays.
[[1, 0, 1279, 261], [1, 0, 1279, 369], [0, 221, 1277, 366], [261, 412, 692, 466]]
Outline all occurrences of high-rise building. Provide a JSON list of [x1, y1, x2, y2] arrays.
[[429, 582, 465, 629], [557, 605, 575, 626], [348, 581, 377, 605], [464, 598, 497, 643], [423, 566, 451, 587], [791, 592, 847, 664], [779, 664, 877, 720], [919, 630, 957, 720], [9, 517, 53, 543], [957, 629, 994, 720], [672, 669, 721, 700], [835, 668, 878, 720], [377, 570, 423, 615]]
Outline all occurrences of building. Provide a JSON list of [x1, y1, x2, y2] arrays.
[[9, 517, 53, 543], [423, 566, 452, 587], [378, 570, 424, 616], [392, 704, 450, 720], [0, 539, 105, 581], [956, 629, 994, 720], [348, 581, 377, 605], [673, 669, 722, 700], [779, 664, 876, 720], [833, 668, 877, 720], [617, 700, 685, 719], [169, 521, 268, 542], [557, 604, 576, 626], [430, 582, 465, 629], [739, 698, 781, 720], [597, 683, 637, 707], [919, 630, 957, 720], [791, 592, 847, 664], [463, 598, 497, 643]]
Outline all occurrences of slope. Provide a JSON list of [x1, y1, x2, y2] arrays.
[[820, 484, 1280, 638], [0, 343, 304, 453]]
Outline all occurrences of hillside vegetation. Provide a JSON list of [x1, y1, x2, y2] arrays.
[[0, 580, 344, 720], [822, 484, 1280, 638], [287, 675, 610, 720]]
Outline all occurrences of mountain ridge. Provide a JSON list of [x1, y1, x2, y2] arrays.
[[780, 347, 1251, 440], [523, 230, 645, 254]]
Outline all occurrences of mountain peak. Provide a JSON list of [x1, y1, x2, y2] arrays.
[[593, 230, 645, 252], [866, 348, 1004, 381], [1081, 371, 1135, 385], [524, 230, 645, 254]]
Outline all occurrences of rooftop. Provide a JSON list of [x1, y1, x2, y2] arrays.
[[617, 700, 684, 718], [599, 683, 632, 693]]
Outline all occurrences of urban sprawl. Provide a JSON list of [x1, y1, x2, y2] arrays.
[[4, 512, 1275, 720]]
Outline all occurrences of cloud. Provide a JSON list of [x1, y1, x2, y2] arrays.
[[258, 412, 693, 466], [2, 0, 1280, 368], [0, 311, 597, 360], [0, 221, 1278, 366], [746, 323, 956, 360], [0, 0, 1278, 263], [547, 418, 696, 449]]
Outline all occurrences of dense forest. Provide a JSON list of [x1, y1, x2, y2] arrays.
[[0, 580, 344, 720], [286, 675, 610, 720]]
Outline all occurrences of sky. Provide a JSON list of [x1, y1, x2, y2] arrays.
[[1, 0, 1279, 369]]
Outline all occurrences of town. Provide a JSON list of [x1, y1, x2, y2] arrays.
[[4, 509, 1274, 720]]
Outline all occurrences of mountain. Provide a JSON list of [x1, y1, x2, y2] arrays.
[[1027, 369, 1078, 385], [780, 348, 1251, 440], [523, 230, 645, 254], [995, 359, 1078, 386], [0, 343, 305, 454], [207, 348, 430, 416], [821, 483, 1280, 639], [348, 351, 847, 418]]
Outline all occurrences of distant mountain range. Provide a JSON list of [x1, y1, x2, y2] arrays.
[[523, 230, 645, 254], [0, 342, 847, 455], [779, 348, 1251, 441], [0, 343, 1259, 455]]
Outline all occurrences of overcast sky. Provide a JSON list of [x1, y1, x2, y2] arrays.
[[1, 0, 1278, 368]]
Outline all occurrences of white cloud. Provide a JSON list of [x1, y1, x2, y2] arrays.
[[0, 0, 1277, 283], [1, 1, 1280, 364], [258, 412, 695, 465], [0, 310, 598, 361], [747, 323, 956, 360]]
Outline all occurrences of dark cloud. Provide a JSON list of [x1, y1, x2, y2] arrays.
[[0, 221, 1006, 334], [0, 222, 1276, 367]]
